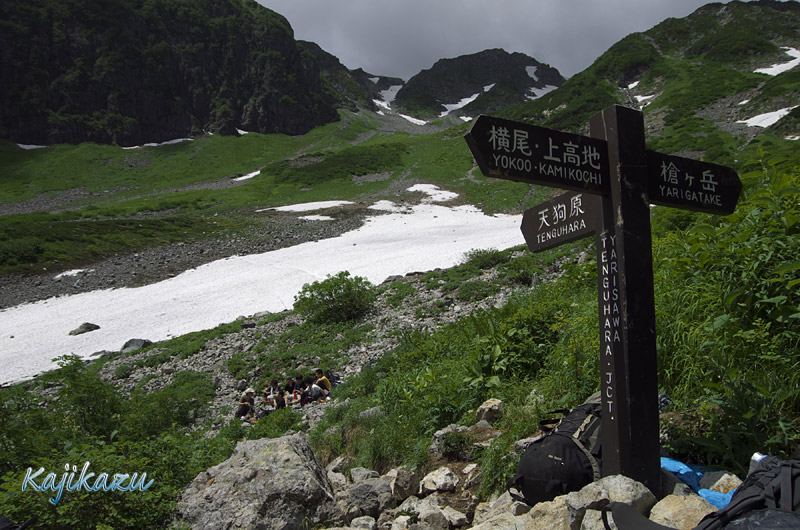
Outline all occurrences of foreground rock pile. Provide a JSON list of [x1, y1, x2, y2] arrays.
[[171, 398, 742, 530]]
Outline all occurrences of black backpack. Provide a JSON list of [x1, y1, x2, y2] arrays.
[[602, 456, 800, 530], [508, 393, 603, 506]]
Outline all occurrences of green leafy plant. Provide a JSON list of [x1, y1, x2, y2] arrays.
[[294, 271, 376, 323]]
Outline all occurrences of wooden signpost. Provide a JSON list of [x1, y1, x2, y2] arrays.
[[465, 105, 742, 494]]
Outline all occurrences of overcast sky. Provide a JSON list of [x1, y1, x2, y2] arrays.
[[255, 0, 743, 80]]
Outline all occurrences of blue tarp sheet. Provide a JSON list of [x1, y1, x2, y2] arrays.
[[660, 457, 736, 509]]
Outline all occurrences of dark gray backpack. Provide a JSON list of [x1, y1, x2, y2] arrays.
[[508, 393, 602, 506]]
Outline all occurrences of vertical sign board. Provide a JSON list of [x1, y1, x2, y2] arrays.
[[465, 109, 741, 495], [589, 107, 660, 489]]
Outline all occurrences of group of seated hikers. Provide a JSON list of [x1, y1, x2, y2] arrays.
[[235, 368, 333, 422]]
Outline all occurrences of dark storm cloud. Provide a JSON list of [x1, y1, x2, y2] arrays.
[[256, 0, 739, 80]]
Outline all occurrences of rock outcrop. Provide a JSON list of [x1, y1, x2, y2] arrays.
[[174, 433, 344, 529]]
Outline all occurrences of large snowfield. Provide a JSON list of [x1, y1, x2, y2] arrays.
[[0, 185, 522, 385]]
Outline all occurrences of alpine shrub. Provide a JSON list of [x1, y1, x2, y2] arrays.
[[294, 271, 376, 323]]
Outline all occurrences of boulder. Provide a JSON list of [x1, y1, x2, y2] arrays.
[[581, 509, 615, 530], [69, 322, 100, 335], [121, 338, 152, 354], [470, 512, 529, 529], [340, 477, 395, 519], [648, 494, 716, 530], [565, 474, 657, 522], [429, 424, 469, 455], [174, 434, 343, 529], [350, 515, 377, 529], [328, 470, 349, 491], [419, 466, 459, 495], [384, 466, 420, 503], [351, 466, 380, 483], [525, 495, 570, 530], [472, 490, 530, 525], [708, 473, 742, 494], [476, 398, 504, 425]]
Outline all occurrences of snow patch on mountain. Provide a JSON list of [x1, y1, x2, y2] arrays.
[[755, 47, 800, 76], [527, 85, 558, 100], [439, 93, 480, 117], [737, 106, 799, 127]]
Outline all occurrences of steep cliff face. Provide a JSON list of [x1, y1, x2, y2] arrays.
[[394, 48, 565, 119], [299, 41, 405, 112], [0, 0, 339, 145]]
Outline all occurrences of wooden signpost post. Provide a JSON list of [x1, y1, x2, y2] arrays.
[[465, 105, 742, 494]]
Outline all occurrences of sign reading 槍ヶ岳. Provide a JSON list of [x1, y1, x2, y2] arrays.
[[465, 106, 741, 495]]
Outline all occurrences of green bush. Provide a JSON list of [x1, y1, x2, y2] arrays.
[[294, 271, 376, 323], [464, 248, 508, 270], [114, 364, 132, 379]]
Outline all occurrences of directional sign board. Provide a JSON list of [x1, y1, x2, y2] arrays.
[[521, 191, 602, 253], [646, 150, 742, 215], [464, 105, 742, 496], [465, 115, 611, 195]]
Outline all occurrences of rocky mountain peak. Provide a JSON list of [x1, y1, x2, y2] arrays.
[[393, 48, 565, 119]]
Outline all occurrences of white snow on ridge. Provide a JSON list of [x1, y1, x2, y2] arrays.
[[269, 200, 354, 212], [233, 170, 260, 182], [17, 144, 47, 150], [122, 138, 193, 150], [0, 185, 522, 384], [755, 47, 800, 76], [628, 81, 640, 90], [369, 77, 380, 84], [737, 106, 799, 128], [526, 66, 538, 81], [440, 93, 480, 117], [54, 269, 91, 280], [635, 94, 656, 106], [399, 114, 427, 126], [408, 183, 458, 202], [299, 215, 334, 221], [527, 85, 558, 100], [484, 83, 496, 92]]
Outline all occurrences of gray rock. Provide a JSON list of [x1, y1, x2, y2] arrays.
[[582, 509, 615, 530], [649, 494, 716, 530], [429, 424, 469, 455], [328, 471, 349, 491], [351, 466, 380, 483], [360, 406, 384, 419], [470, 512, 529, 529], [384, 466, 420, 503], [69, 322, 100, 335], [341, 477, 395, 519], [327, 455, 348, 474], [174, 434, 343, 529], [562, 475, 656, 529], [121, 338, 152, 354], [351, 515, 377, 530], [525, 495, 570, 529], [419, 466, 459, 495], [705, 472, 742, 494], [476, 398, 504, 425]]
